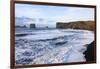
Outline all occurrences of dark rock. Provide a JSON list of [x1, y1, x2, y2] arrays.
[[30, 24, 35, 28], [84, 41, 96, 62]]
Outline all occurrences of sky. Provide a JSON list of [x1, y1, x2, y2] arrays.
[[15, 4, 94, 28]]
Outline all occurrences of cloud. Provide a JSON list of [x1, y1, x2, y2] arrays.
[[15, 4, 94, 28]]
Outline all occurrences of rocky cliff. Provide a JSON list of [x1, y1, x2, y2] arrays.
[[56, 21, 95, 31]]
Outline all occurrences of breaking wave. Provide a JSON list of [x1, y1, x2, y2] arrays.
[[15, 29, 94, 65]]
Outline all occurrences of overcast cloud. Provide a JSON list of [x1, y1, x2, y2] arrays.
[[15, 4, 94, 28]]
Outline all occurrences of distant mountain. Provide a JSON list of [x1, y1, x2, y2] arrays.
[[56, 21, 95, 31]]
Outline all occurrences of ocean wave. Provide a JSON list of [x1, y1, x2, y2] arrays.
[[15, 29, 94, 65]]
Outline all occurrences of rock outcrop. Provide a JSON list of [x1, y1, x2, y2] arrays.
[[30, 24, 35, 29], [84, 41, 96, 62], [56, 21, 95, 31]]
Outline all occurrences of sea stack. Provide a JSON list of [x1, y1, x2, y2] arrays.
[[30, 24, 35, 29]]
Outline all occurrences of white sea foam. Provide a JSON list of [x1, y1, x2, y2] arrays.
[[15, 29, 94, 65]]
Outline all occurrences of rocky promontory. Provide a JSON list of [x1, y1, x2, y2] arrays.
[[56, 21, 95, 31]]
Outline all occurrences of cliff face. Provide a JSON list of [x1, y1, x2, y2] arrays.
[[56, 21, 95, 31]]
